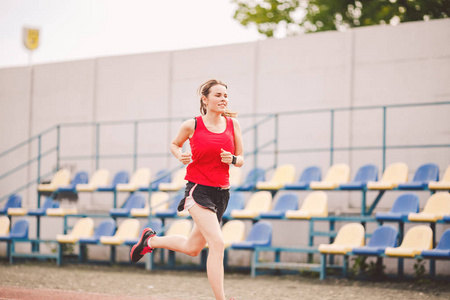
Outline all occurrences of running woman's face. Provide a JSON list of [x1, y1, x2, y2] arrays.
[[203, 84, 228, 114]]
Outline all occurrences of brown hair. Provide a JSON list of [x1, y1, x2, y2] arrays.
[[197, 79, 237, 118]]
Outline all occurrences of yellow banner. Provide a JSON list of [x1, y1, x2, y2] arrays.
[[23, 28, 40, 50]]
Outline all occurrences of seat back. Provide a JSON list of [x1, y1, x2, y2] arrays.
[[9, 219, 29, 239], [246, 221, 273, 245], [391, 193, 420, 214], [5, 194, 22, 209], [244, 168, 266, 185], [222, 220, 245, 246], [245, 191, 272, 213], [270, 164, 296, 185], [150, 192, 170, 212], [112, 171, 129, 186], [150, 169, 171, 189], [0, 216, 10, 235], [422, 192, 450, 215], [400, 225, 432, 250], [142, 218, 163, 234], [224, 192, 246, 216], [441, 165, 450, 182], [436, 229, 450, 250], [72, 171, 89, 185], [381, 162, 408, 184], [90, 169, 110, 186], [93, 218, 116, 237], [334, 223, 365, 247], [50, 169, 71, 186], [367, 225, 398, 248], [122, 193, 146, 210], [114, 219, 140, 239], [300, 191, 328, 216], [353, 164, 378, 183], [71, 218, 94, 238], [299, 166, 321, 183], [273, 193, 298, 212], [229, 167, 242, 186], [166, 219, 192, 237], [130, 168, 151, 186], [172, 168, 187, 186], [412, 163, 439, 182], [323, 164, 350, 184]]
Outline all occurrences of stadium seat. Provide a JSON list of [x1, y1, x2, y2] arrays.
[[222, 192, 246, 220], [166, 219, 192, 238], [116, 168, 151, 192], [318, 223, 365, 254], [367, 162, 408, 190], [37, 169, 71, 192], [0, 216, 10, 235], [221, 220, 246, 248], [352, 225, 398, 255], [138, 169, 171, 192], [57, 171, 89, 193], [310, 163, 350, 190], [0, 219, 29, 241], [285, 191, 328, 219], [8, 196, 59, 216], [56, 218, 94, 244], [408, 192, 450, 222], [78, 218, 116, 244], [256, 164, 296, 190], [421, 229, 450, 259], [235, 168, 265, 191], [398, 163, 439, 190], [100, 218, 140, 245], [130, 191, 170, 217], [231, 221, 273, 250], [229, 167, 242, 189], [385, 225, 432, 257], [0, 194, 22, 215], [284, 166, 321, 190], [124, 218, 163, 246], [76, 169, 110, 192], [428, 165, 450, 190], [97, 170, 129, 191], [230, 191, 272, 219], [155, 193, 184, 218], [46, 206, 78, 216], [259, 193, 298, 219], [340, 164, 378, 190], [109, 193, 146, 218], [158, 168, 187, 192], [375, 193, 419, 222]]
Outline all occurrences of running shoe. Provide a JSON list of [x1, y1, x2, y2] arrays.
[[130, 228, 156, 263]]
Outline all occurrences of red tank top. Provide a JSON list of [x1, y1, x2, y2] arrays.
[[185, 116, 235, 188]]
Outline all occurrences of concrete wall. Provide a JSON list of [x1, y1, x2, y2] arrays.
[[1, 19, 449, 275]]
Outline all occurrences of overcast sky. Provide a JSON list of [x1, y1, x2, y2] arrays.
[[0, 0, 262, 68]]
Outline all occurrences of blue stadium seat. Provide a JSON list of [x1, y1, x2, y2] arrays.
[[397, 163, 439, 190], [352, 225, 398, 255], [375, 193, 420, 222], [235, 168, 265, 191], [231, 221, 273, 250], [57, 171, 89, 193], [155, 193, 184, 218], [284, 166, 321, 190], [0, 194, 22, 215], [28, 197, 60, 216], [340, 164, 378, 190], [97, 170, 129, 192], [109, 193, 146, 218], [138, 169, 172, 192], [260, 193, 298, 219], [222, 192, 246, 220], [444, 215, 450, 223], [421, 229, 450, 259], [78, 218, 116, 244], [124, 218, 163, 246], [0, 219, 29, 241]]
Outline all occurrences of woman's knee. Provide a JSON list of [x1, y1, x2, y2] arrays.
[[185, 245, 204, 257], [208, 238, 225, 253]]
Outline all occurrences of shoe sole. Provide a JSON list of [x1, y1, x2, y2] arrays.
[[130, 227, 152, 262]]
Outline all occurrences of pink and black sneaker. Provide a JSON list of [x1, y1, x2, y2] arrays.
[[130, 228, 156, 263]]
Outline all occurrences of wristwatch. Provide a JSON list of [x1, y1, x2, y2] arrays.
[[232, 155, 237, 165]]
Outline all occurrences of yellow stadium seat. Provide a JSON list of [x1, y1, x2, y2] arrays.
[[408, 192, 450, 222], [7, 208, 28, 216], [100, 218, 140, 245], [385, 225, 432, 257], [231, 191, 272, 219], [116, 168, 151, 192], [310, 164, 350, 190], [429, 165, 450, 190], [166, 219, 192, 238], [0, 216, 10, 236], [229, 167, 242, 187], [56, 217, 94, 244], [158, 168, 187, 191], [76, 169, 110, 192], [205, 220, 245, 249], [256, 164, 296, 190], [37, 169, 71, 192], [131, 192, 170, 217], [285, 191, 328, 219], [318, 223, 365, 254], [46, 207, 78, 216], [367, 162, 408, 190]]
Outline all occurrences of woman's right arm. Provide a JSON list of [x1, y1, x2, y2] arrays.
[[170, 119, 195, 165]]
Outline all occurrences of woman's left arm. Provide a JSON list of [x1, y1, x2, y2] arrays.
[[232, 118, 244, 167]]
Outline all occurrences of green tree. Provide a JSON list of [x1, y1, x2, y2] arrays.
[[232, 0, 450, 37]]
